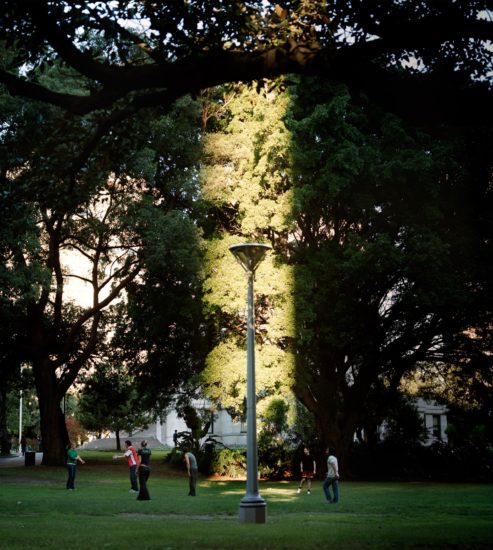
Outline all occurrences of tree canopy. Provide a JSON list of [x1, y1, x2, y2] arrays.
[[1, 1, 492, 129]]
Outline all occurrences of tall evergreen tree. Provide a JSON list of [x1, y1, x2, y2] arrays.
[[200, 83, 296, 421]]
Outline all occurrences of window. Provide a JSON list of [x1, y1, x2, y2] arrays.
[[432, 415, 441, 439], [240, 419, 247, 433]]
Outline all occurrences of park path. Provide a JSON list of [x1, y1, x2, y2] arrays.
[[0, 453, 43, 467]]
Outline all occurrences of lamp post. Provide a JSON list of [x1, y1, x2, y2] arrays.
[[19, 364, 25, 450], [18, 388, 23, 448], [229, 242, 271, 524]]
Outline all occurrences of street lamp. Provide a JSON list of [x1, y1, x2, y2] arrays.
[[229, 242, 271, 524], [19, 364, 26, 451]]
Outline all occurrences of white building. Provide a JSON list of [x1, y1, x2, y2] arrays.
[[89, 397, 447, 450], [416, 398, 448, 445], [126, 407, 245, 448], [106, 400, 247, 449]]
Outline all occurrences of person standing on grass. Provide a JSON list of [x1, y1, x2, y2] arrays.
[[136, 440, 152, 501], [20, 434, 27, 456], [113, 440, 139, 493], [323, 447, 339, 504], [297, 446, 316, 494], [183, 449, 198, 496], [66, 443, 85, 490]]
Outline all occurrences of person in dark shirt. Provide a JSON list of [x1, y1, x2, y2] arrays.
[[137, 440, 152, 500], [20, 434, 27, 456], [297, 447, 316, 495]]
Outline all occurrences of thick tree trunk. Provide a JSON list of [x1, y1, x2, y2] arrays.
[[33, 359, 69, 466], [314, 413, 358, 475], [0, 386, 12, 455]]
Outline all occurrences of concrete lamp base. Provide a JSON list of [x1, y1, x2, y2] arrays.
[[239, 500, 267, 524]]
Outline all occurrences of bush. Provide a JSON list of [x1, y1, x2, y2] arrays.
[[165, 437, 246, 477], [347, 440, 493, 481], [210, 448, 246, 478], [258, 431, 295, 479]]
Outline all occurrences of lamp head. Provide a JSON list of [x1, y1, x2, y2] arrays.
[[229, 243, 271, 273]]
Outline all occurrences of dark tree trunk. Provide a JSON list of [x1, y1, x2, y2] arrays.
[[33, 358, 69, 466], [115, 429, 121, 451], [313, 410, 360, 476], [0, 386, 12, 455]]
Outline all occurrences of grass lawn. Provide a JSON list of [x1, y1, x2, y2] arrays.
[[1, 450, 492, 549]]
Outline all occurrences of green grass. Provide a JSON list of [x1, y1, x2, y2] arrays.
[[1, 451, 492, 549]]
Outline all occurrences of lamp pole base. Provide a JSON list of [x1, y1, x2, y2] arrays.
[[239, 498, 267, 523]]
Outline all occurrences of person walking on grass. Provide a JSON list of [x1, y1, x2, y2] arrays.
[[113, 440, 139, 493], [137, 440, 151, 501], [66, 443, 85, 490], [323, 447, 339, 504], [297, 446, 316, 495], [183, 449, 198, 496]]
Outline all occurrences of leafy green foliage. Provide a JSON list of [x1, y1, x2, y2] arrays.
[[258, 399, 297, 479], [78, 362, 153, 446], [105, 95, 209, 417]]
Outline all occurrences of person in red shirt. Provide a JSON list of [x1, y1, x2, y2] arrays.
[[113, 439, 139, 492]]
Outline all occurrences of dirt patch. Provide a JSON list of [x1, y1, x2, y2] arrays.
[[119, 512, 236, 521]]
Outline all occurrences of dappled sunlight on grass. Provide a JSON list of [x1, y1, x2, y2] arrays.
[[262, 485, 300, 501], [203, 479, 299, 501]]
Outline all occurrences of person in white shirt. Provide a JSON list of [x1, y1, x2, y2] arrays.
[[323, 447, 339, 503]]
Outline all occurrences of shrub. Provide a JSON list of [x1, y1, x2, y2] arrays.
[[347, 440, 493, 481], [258, 431, 295, 479], [210, 448, 246, 478]]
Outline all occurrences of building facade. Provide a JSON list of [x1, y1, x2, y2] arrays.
[[86, 397, 447, 450]]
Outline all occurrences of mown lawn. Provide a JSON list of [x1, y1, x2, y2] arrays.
[[1, 450, 492, 549]]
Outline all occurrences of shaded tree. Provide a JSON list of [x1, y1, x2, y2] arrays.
[[287, 77, 493, 462], [1, 80, 205, 464], [108, 96, 209, 417], [0, 91, 50, 454]]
